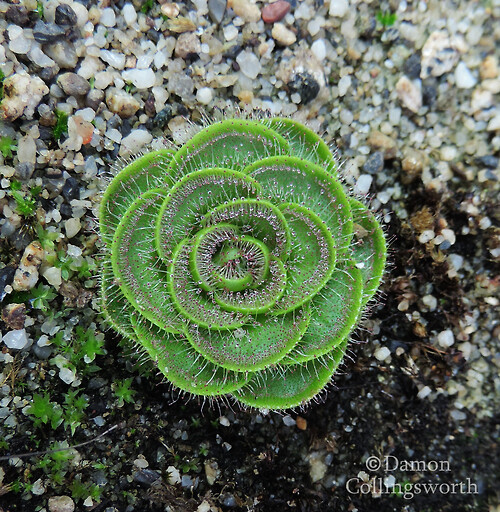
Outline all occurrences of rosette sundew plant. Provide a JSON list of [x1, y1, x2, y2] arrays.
[[99, 117, 386, 410]]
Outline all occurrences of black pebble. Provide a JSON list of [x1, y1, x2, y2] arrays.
[[5, 5, 30, 26], [422, 78, 438, 108], [55, 4, 78, 26], [38, 126, 54, 141], [288, 72, 320, 104], [62, 176, 80, 202], [404, 53, 421, 79], [153, 106, 173, 128], [147, 29, 160, 44], [476, 155, 498, 169], [121, 120, 133, 138], [0, 267, 16, 301], [59, 203, 73, 219], [133, 469, 161, 487]]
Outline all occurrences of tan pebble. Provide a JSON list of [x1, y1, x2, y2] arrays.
[[401, 147, 424, 179], [413, 322, 427, 338], [215, 74, 239, 87], [296, 416, 307, 430], [65, 218, 81, 239], [48, 495, 75, 512], [1, 73, 49, 122], [480, 55, 498, 80], [72, 116, 94, 145], [272, 22, 296, 46], [161, 2, 180, 18], [87, 6, 101, 24], [261, 0, 291, 23], [367, 131, 397, 159], [238, 90, 254, 104], [174, 32, 201, 59], [347, 45, 361, 61], [20, 241, 44, 268], [166, 16, 196, 33], [258, 41, 270, 57], [106, 88, 141, 118], [125, 55, 137, 68], [396, 76, 422, 113], [13, 268, 39, 291], [230, 0, 261, 23]]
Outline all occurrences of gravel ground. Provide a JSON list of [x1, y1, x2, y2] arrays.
[[0, 0, 499, 511]]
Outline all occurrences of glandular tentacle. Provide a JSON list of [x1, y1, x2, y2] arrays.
[[185, 303, 310, 372], [203, 198, 291, 260], [244, 155, 353, 255], [156, 169, 261, 266], [236, 340, 347, 410], [168, 239, 249, 330], [131, 316, 249, 396], [348, 199, 387, 307], [168, 119, 290, 180], [111, 189, 184, 333], [271, 202, 336, 315], [100, 149, 175, 247]]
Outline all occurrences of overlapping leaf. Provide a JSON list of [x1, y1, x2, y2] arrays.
[[100, 118, 386, 409]]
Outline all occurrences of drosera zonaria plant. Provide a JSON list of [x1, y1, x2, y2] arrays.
[[98, 115, 386, 411]]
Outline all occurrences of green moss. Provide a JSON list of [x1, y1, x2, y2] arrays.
[[0, 135, 17, 158], [53, 109, 69, 140]]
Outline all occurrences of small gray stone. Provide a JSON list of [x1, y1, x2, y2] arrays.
[[133, 469, 161, 487], [403, 53, 421, 80], [57, 73, 90, 96], [86, 89, 105, 110], [5, 5, 30, 26], [43, 40, 78, 69], [48, 495, 75, 512], [33, 20, 66, 43], [476, 155, 498, 169], [363, 152, 384, 174], [15, 162, 35, 181], [208, 0, 226, 24]]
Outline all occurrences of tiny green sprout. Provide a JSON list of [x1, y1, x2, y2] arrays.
[[113, 378, 136, 404], [124, 81, 134, 94], [28, 392, 64, 430], [35, 224, 60, 251], [30, 284, 57, 311], [70, 476, 102, 502], [141, 0, 155, 14], [63, 389, 88, 436], [0, 135, 17, 159], [53, 109, 69, 140], [9, 182, 40, 217], [0, 69, 5, 99], [54, 251, 73, 280], [376, 10, 397, 27], [35, 0, 44, 18], [99, 116, 387, 410]]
